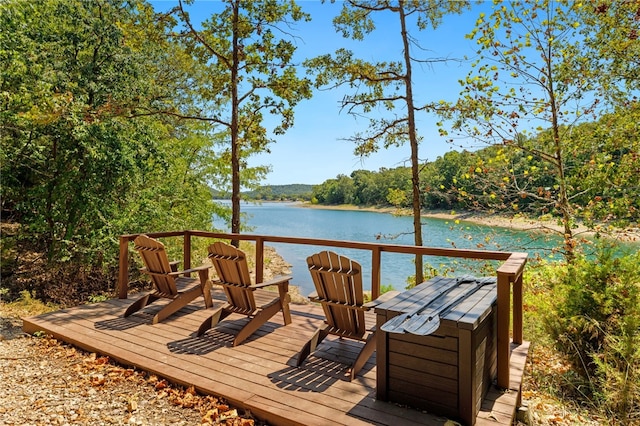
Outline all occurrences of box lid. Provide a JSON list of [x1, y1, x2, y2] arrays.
[[375, 276, 497, 331]]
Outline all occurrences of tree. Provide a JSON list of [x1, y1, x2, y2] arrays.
[[2, 1, 146, 259], [312, 174, 355, 205], [167, 0, 313, 244], [0, 0, 227, 273], [441, 0, 639, 260], [578, 1, 640, 105], [565, 106, 640, 228], [305, 0, 470, 284]]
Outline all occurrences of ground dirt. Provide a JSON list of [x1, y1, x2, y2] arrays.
[[0, 315, 263, 425]]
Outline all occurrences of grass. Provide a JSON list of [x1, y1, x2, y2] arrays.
[[1, 289, 59, 318]]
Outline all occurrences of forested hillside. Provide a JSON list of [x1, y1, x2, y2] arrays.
[[312, 107, 640, 230], [241, 184, 314, 201]]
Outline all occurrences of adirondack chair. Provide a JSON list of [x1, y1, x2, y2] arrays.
[[196, 242, 293, 346], [124, 234, 213, 324], [297, 250, 384, 381]]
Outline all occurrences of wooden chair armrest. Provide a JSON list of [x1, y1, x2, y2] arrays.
[[251, 275, 292, 289], [363, 290, 400, 308], [168, 264, 210, 276]]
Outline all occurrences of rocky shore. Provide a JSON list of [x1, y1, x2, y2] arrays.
[[300, 203, 640, 242]]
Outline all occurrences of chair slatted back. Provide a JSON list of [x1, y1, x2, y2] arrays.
[[134, 235, 178, 296], [307, 251, 366, 338], [208, 242, 256, 312]]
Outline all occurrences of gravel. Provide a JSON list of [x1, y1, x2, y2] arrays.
[[0, 316, 259, 426]]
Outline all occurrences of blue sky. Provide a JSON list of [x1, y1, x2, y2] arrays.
[[150, 1, 490, 185]]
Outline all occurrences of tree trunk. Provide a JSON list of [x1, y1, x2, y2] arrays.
[[546, 51, 574, 261], [230, 0, 241, 247], [399, 3, 424, 284]]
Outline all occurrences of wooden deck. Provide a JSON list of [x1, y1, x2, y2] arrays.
[[23, 286, 529, 426]]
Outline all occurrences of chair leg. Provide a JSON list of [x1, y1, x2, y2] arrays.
[[296, 325, 330, 367], [350, 331, 377, 381], [151, 286, 203, 324], [197, 270, 214, 309], [278, 284, 292, 326], [196, 307, 231, 336], [123, 294, 159, 318], [233, 298, 283, 346]]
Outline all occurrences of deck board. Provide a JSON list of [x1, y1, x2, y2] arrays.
[[23, 286, 528, 426]]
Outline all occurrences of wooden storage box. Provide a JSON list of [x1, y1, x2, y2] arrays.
[[374, 276, 497, 426]]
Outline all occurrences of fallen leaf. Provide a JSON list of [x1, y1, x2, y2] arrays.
[[95, 356, 109, 365], [202, 408, 218, 424], [219, 409, 238, 421], [127, 398, 138, 412], [91, 374, 106, 386]]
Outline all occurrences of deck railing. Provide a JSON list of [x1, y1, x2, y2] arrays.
[[118, 230, 527, 389]]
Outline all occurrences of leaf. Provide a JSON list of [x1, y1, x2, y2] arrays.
[[154, 379, 168, 390], [201, 408, 218, 424], [90, 374, 106, 386], [219, 409, 238, 421], [127, 398, 138, 412]]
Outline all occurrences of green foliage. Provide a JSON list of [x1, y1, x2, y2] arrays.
[[0, 0, 225, 267], [439, 0, 640, 261], [311, 174, 355, 205], [310, 109, 640, 233], [364, 283, 397, 304], [241, 184, 314, 201], [521, 261, 559, 342], [544, 243, 640, 421], [577, 1, 640, 103], [0, 0, 235, 309], [567, 105, 640, 228], [312, 168, 411, 207], [87, 294, 110, 304], [379, 283, 396, 295], [171, 0, 313, 235]]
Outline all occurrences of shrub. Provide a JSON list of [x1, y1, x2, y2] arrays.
[[544, 242, 640, 422]]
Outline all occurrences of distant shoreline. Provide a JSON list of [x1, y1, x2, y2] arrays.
[[296, 202, 640, 242]]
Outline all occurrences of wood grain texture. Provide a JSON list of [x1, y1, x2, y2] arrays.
[[23, 282, 528, 426]]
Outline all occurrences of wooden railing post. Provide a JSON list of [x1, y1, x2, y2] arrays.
[[118, 236, 130, 299], [183, 230, 192, 276], [495, 252, 527, 389], [371, 247, 381, 300], [255, 237, 264, 284], [513, 272, 523, 344], [496, 270, 511, 389]]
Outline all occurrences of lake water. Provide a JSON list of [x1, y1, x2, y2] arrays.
[[213, 201, 565, 296]]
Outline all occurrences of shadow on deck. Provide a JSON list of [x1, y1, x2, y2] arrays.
[[23, 286, 529, 426]]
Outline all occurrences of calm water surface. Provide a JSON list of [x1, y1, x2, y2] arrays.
[[214, 201, 565, 296]]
